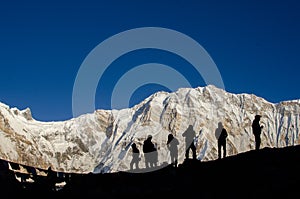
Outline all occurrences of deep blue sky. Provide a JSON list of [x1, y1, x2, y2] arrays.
[[0, 0, 299, 121]]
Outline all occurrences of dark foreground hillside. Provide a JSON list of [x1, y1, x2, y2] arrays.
[[1, 145, 300, 198]]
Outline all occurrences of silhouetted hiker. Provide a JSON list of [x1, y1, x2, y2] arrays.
[[182, 125, 197, 160], [167, 134, 179, 167], [130, 143, 141, 170], [252, 115, 264, 150], [143, 135, 158, 168], [216, 123, 228, 159]]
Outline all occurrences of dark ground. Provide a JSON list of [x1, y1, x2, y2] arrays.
[[1, 145, 300, 198]]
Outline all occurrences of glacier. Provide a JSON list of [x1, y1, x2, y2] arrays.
[[0, 85, 299, 174]]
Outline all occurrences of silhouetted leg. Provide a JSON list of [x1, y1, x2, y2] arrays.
[[145, 155, 150, 168], [218, 142, 221, 159], [133, 161, 139, 170], [154, 151, 158, 167], [191, 144, 197, 160], [257, 136, 261, 150], [255, 135, 261, 150], [223, 143, 226, 158], [149, 155, 153, 168], [130, 161, 134, 170], [170, 154, 174, 166], [185, 144, 190, 159]]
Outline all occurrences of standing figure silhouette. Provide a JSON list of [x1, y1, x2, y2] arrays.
[[130, 143, 140, 170], [143, 135, 158, 168], [217, 123, 228, 159], [167, 134, 179, 167], [252, 115, 264, 150], [182, 125, 197, 160]]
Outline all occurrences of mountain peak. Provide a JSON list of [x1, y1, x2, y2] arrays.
[[0, 86, 299, 174]]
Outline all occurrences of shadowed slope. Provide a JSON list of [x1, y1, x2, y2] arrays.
[[60, 145, 300, 198], [1, 145, 299, 198]]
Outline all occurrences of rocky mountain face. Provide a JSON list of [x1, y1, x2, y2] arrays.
[[0, 85, 299, 173]]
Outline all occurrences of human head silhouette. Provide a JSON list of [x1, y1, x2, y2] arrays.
[[215, 122, 224, 140], [167, 134, 174, 144], [255, 115, 261, 120], [218, 122, 223, 128]]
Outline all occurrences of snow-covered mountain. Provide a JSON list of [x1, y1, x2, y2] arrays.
[[0, 85, 299, 174]]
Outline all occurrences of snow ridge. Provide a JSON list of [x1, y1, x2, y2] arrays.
[[0, 85, 299, 173]]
